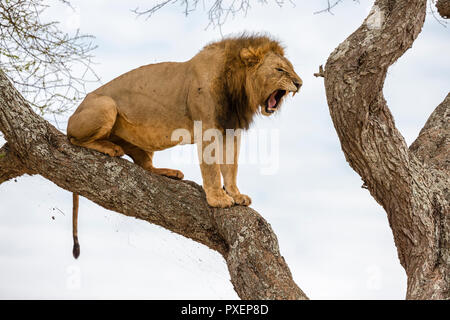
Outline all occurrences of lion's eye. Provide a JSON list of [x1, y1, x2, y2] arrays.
[[276, 68, 285, 72]]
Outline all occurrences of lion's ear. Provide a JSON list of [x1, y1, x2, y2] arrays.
[[240, 47, 263, 66]]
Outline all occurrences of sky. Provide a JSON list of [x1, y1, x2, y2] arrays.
[[0, 0, 449, 299]]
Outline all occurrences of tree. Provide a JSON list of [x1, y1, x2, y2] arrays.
[[321, 0, 449, 299], [0, 0, 97, 115], [436, 0, 450, 18], [0, 0, 448, 299]]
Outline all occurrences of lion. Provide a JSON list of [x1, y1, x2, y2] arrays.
[[67, 34, 302, 258]]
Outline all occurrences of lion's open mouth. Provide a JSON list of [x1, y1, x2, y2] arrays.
[[265, 90, 286, 114]]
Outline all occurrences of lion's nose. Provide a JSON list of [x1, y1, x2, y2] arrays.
[[293, 80, 302, 91]]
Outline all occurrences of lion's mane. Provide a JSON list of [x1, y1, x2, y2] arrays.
[[205, 34, 285, 130]]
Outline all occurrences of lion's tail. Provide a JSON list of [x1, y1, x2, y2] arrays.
[[72, 193, 80, 259]]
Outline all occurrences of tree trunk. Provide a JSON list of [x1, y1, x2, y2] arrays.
[[0, 69, 307, 300], [323, 0, 449, 299]]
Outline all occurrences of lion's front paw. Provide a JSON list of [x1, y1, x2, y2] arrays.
[[224, 186, 251, 206], [231, 193, 252, 206], [206, 188, 235, 208]]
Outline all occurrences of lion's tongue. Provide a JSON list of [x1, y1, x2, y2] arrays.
[[268, 91, 277, 109]]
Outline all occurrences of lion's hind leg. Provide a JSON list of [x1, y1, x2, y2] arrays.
[[67, 94, 124, 157], [150, 166, 184, 180], [69, 138, 124, 157], [130, 150, 184, 180], [116, 140, 184, 180]]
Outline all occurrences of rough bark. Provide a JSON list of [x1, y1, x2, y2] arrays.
[[0, 143, 34, 184], [0, 69, 307, 300], [410, 94, 449, 174], [323, 0, 449, 299], [436, 0, 450, 18]]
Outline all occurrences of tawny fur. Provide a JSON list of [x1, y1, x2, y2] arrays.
[[67, 35, 302, 256]]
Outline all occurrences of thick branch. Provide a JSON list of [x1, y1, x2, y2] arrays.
[[0, 69, 307, 300], [323, 0, 449, 299], [0, 143, 34, 184]]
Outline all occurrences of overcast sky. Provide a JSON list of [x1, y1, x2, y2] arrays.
[[0, 0, 449, 299]]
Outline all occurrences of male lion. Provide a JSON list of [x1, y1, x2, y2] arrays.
[[67, 35, 301, 257]]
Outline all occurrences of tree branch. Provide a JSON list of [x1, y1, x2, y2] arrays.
[[323, 0, 449, 299], [436, 0, 450, 18], [0, 143, 34, 184], [410, 93, 449, 173], [0, 68, 307, 300]]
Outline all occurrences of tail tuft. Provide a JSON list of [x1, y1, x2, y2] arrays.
[[72, 241, 80, 259]]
